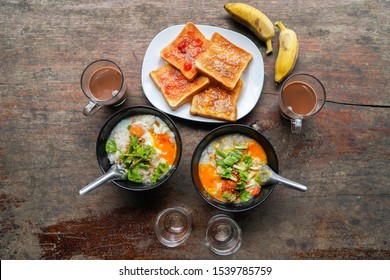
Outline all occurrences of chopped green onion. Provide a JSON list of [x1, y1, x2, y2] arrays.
[[214, 144, 265, 203], [222, 192, 237, 202], [243, 154, 252, 168], [228, 149, 242, 159], [239, 190, 252, 202], [246, 179, 259, 188], [238, 170, 249, 182], [216, 149, 227, 158], [229, 175, 238, 182], [235, 181, 246, 190], [233, 163, 246, 171], [248, 171, 256, 181], [223, 155, 239, 166], [220, 167, 233, 180], [235, 144, 248, 150]]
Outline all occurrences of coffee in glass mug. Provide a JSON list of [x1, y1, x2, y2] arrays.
[[81, 59, 127, 116], [279, 73, 326, 134]]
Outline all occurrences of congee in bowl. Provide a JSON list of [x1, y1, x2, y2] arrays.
[[198, 133, 268, 204], [191, 124, 278, 212], [106, 114, 177, 184], [96, 106, 182, 191]]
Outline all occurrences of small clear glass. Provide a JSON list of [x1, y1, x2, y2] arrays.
[[154, 206, 192, 248], [205, 214, 242, 256]]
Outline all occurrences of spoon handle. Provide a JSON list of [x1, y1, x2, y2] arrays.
[[79, 166, 125, 195], [270, 173, 307, 192]]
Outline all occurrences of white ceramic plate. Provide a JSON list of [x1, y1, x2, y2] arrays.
[[141, 24, 264, 123]]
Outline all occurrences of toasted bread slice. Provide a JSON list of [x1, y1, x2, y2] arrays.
[[150, 64, 210, 110], [190, 80, 243, 122], [160, 22, 209, 81], [195, 32, 252, 90]]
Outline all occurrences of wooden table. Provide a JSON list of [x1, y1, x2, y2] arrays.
[[1, 0, 389, 260]]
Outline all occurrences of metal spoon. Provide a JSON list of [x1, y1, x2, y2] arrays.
[[259, 165, 307, 192], [79, 164, 127, 195]]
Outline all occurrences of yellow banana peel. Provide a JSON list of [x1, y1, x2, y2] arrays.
[[224, 3, 275, 54], [274, 21, 299, 83]]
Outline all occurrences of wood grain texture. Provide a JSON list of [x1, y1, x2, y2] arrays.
[[0, 0, 389, 259]]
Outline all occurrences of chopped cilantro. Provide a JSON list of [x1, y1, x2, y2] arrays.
[[105, 139, 117, 153], [151, 162, 169, 183], [127, 167, 142, 183], [106, 132, 169, 184]]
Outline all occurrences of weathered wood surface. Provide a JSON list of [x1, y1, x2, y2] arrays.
[[0, 0, 389, 259]]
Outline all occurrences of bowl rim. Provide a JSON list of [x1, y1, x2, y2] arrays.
[[190, 124, 278, 212], [95, 105, 182, 191]]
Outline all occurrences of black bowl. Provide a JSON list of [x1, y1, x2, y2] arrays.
[[191, 124, 278, 212], [96, 105, 182, 191]]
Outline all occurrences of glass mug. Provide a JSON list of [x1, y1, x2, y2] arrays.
[[279, 73, 326, 134], [81, 59, 127, 116]]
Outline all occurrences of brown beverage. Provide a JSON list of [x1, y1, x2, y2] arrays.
[[281, 81, 317, 115], [89, 67, 122, 100]]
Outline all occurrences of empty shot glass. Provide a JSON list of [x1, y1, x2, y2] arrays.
[[205, 214, 242, 256], [154, 206, 192, 248]]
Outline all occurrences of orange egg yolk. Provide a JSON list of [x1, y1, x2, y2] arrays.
[[129, 124, 145, 138], [198, 164, 224, 201], [151, 130, 176, 166], [246, 140, 267, 163]]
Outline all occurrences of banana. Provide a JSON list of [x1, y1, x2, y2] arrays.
[[224, 3, 274, 54], [274, 21, 299, 83]]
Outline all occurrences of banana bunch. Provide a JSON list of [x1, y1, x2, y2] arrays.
[[224, 3, 299, 83], [274, 21, 299, 83], [224, 3, 274, 54]]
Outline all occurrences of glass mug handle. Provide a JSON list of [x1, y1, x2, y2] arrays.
[[290, 118, 302, 134], [83, 100, 102, 116]]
